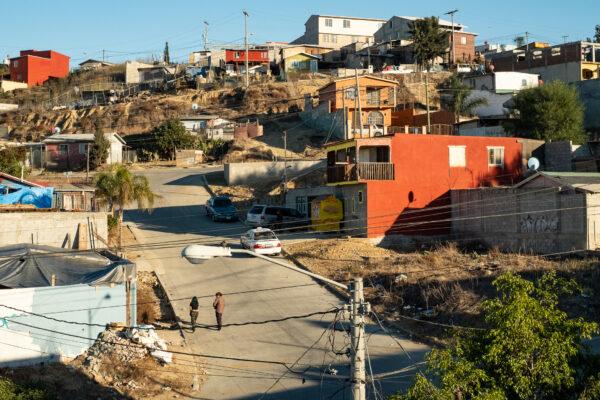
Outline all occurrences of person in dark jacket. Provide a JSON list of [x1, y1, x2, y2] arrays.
[[212, 292, 224, 331], [190, 296, 199, 332]]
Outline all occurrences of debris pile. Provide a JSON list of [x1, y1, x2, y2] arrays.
[[82, 326, 172, 375]]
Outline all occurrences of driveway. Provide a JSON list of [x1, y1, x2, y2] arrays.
[[125, 167, 429, 399]]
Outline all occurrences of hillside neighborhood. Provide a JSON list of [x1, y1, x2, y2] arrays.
[[1, 3, 600, 400]]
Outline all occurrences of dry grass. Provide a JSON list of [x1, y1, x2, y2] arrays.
[[286, 239, 600, 340]]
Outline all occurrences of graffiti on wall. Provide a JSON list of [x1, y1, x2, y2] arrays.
[[519, 214, 559, 233]]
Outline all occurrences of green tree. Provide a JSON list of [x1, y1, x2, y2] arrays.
[[0, 377, 49, 399], [595, 25, 600, 43], [89, 122, 110, 170], [444, 75, 488, 123], [409, 17, 448, 133], [507, 80, 586, 143], [514, 36, 525, 47], [94, 164, 156, 247], [163, 41, 170, 64], [153, 119, 195, 160], [0, 147, 26, 176], [392, 272, 598, 400]]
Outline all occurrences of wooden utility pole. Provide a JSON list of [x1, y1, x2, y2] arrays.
[[243, 10, 250, 88], [354, 69, 363, 137], [282, 130, 288, 195], [86, 144, 90, 183]]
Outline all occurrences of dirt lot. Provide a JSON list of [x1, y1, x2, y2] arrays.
[[285, 238, 600, 342]]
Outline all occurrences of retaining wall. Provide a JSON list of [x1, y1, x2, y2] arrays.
[[224, 160, 324, 185]]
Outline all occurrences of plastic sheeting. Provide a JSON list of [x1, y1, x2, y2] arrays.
[[0, 187, 54, 208], [0, 244, 135, 288]]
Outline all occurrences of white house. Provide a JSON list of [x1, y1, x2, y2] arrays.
[[292, 15, 387, 49]]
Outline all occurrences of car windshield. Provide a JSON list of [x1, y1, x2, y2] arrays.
[[248, 206, 264, 214], [213, 198, 232, 207], [254, 231, 276, 240]]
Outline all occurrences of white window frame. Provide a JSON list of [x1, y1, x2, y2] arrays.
[[343, 19, 351, 28], [13, 60, 19, 68], [324, 18, 332, 27], [460, 36, 467, 45], [448, 145, 466, 167], [487, 146, 504, 167]]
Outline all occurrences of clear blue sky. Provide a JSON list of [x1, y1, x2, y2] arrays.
[[2, 0, 599, 65]]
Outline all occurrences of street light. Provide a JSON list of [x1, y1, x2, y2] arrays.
[[182, 244, 369, 400]]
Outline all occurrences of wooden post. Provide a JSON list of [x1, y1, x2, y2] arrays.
[[51, 274, 56, 286]]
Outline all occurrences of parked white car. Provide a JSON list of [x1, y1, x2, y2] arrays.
[[240, 227, 282, 256]]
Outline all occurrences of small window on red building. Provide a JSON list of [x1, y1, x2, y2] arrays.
[[487, 147, 504, 167], [13, 60, 19, 68], [59, 144, 68, 156]]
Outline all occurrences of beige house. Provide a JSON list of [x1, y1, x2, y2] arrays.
[[292, 15, 387, 50]]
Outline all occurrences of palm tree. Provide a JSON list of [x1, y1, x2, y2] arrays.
[[445, 75, 488, 123], [95, 164, 156, 248], [409, 17, 448, 133]]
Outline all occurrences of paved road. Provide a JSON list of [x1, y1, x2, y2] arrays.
[[125, 167, 429, 400]]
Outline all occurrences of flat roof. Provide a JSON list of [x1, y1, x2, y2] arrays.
[[312, 14, 387, 22]]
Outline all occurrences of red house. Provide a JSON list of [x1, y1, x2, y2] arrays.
[[224, 49, 269, 73], [325, 134, 539, 238], [9, 50, 70, 86]]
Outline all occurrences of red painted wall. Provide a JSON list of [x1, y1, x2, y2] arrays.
[[45, 143, 88, 170], [363, 135, 523, 237], [225, 49, 269, 63], [9, 50, 70, 86]]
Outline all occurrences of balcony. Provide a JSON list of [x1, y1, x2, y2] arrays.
[[327, 162, 395, 184]]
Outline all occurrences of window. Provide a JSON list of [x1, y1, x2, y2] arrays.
[[261, 52, 268, 58], [448, 146, 466, 167], [357, 191, 363, 204], [345, 87, 357, 99], [324, 18, 332, 27], [78, 143, 88, 154], [234, 51, 241, 58], [367, 111, 384, 126], [460, 36, 467, 45], [521, 79, 528, 87], [343, 19, 351, 28], [12, 60, 18, 68], [488, 147, 504, 167], [366, 87, 381, 105], [59, 144, 68, 156], [551, 47, 561, 56]]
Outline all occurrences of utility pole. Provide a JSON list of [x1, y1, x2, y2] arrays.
[[243, 10, 250, 88], [562, 35, 569, 81], [86, 144, 90, 183], [354, 69, 363, 138], [282, 130, 288, 195], [444, 9, 458, 67], [525, 31, 530, 72], [349, 277, 368, 400], [203, 21, 209, 51], [102, 49, 105, 63]]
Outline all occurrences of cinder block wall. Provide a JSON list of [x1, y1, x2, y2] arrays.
[[0, 211, 109, 248], [224, 160, 324, 185]]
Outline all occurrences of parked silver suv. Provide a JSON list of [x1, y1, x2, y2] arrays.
[[245, 205, 307, 231]]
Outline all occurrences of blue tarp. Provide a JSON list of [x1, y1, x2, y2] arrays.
[[0, 187, 54, 208]]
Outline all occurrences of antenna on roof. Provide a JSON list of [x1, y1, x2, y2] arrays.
[[191, 103, 199, 111], [53, 127, 61, 134]]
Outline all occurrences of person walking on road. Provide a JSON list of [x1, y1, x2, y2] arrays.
[[189, 296, 199, 332], [213, 292, 224, 331]]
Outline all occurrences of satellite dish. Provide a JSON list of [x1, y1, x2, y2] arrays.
[[191, 103, 199, 110], [527, 157, 540, 171], [53, 127, 61, 134]]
